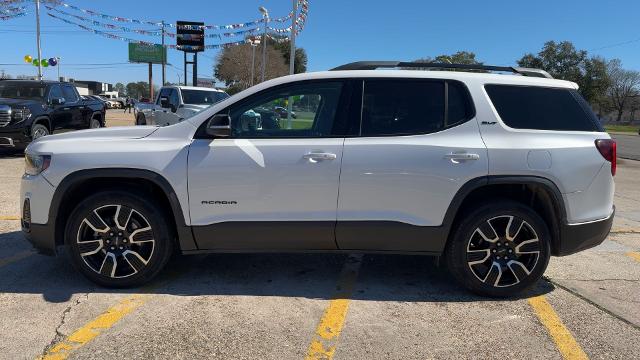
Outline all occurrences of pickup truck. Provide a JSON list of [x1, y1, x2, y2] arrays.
[[0, 80, 106, 149], [135, 85, 229, 126]]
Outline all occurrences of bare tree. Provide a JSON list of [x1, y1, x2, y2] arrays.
[[215, 43, 288, 94], [607, 59, 640, 122]]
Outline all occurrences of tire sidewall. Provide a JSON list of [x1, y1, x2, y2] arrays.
[[446, 201, 551, 297], [31, 123, 49, 139], [65, 190, 173, 287]]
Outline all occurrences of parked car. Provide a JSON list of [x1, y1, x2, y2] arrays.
[[21, 61, 615, 297], [0, 80, 105, 149], [274, 106, 296, 119], [135, 86, 229, 126]]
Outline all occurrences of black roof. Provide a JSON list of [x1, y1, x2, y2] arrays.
[[330, 61, 553, 79]]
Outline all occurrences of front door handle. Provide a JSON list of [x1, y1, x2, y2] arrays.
[[444, 152, 480, 162], [303, 152, 337, 162]]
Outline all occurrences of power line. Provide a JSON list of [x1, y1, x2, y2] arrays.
[[589, 37, 640, 52]]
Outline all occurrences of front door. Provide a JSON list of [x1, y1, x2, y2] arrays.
[[48, 85, 73, 131], [336, 79, 488, 252], [61, 85, 84, 128], [188, 80, 348, 250]]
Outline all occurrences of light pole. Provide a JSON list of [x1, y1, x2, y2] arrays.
[[35, 0, 42, 80], [259, 6, 269, 83], [286, 0, 298, 129], [56, 57, 60, 80], [249, 37, 260, 86]]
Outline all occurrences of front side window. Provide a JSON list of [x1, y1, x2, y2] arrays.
[[227, 81, 344, 138], [485, 85, 602, 131], [157, 88, 172, 105], [48, 85, 63, 101], [61, 85, 79, 103]]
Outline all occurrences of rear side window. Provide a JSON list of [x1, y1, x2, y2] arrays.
[[485, 85, 602, 132], [361, 79, 473, 136]]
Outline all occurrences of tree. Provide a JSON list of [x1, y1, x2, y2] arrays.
[[272, 39, 308, 73], [215, 42, 289, 93], [408, 51, 482, 70], [606, 59, 640, 122], [518, 41, 610, 105], [114, 82, 125, 96], [124, 81, 157, 99]]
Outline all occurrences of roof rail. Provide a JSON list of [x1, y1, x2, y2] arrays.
[[330, 61, 553, 79]]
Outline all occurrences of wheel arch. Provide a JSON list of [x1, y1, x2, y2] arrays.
[[31, 115, 52, 133], [443, 176, 567, 256], [49, 168, 196, 252]]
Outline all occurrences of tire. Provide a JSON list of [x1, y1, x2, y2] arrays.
[[65, 190, 174, 287], [89, 116, 102, 129], [136, 114, 146, 126], [31, 123, 50, 139], [445, 200, 551, 297]]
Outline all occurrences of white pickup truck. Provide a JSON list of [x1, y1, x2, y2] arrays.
[[135, 86, 229, 126]]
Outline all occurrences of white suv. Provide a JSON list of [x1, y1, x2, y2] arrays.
[[21, 61, 615, 297]]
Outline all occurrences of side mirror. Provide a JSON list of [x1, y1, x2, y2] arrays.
[[170, 104, 177, 113], [206, 113, 231, 137], [51, 97, 65, 106], [160, 96, 170, 108]]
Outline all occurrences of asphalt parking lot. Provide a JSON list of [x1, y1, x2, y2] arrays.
[[0, 111, 638, 359]]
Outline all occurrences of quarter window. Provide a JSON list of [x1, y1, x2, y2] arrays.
[[485, 85, 602, 132], [227, 81, 344, 138]]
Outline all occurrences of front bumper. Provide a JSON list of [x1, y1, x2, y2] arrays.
[[21, 172, 56, 255], [556, 207, 615, 256], [0, 126, 31, 147]]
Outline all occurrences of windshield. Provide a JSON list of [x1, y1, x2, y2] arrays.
[[0, 83, 46, 100], [181, 89, 229, 105]]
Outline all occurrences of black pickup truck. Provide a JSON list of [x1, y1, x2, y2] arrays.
[[0, 80, 106, 149]]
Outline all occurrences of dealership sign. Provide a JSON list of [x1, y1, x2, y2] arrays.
[[176, 21, 205, 52], [128, 43, 167, 64]]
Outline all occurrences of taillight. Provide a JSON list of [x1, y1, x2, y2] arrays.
[[595, 139, 616, 176]]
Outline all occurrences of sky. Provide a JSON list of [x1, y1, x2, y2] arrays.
[[1, 0, 640, 86]]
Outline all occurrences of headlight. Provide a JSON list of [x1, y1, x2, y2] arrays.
[[24, 153, 51, 175], [11, 107, 31, 122]]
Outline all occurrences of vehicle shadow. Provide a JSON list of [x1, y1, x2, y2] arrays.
[[0, 148, 23, 158], [0, 230, 554, 303]]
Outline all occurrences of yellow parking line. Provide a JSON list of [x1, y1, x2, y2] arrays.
[[626, 252, 640, 262], [0, 250, 34, 268], [305, 254, 363, 360], [0, 216, 20, 221], [528, 295, 588, 360], [39, 294, 151, 360]]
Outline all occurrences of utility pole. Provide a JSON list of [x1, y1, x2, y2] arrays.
[[56, 57, 60, 80], [250, 38, 259, 86], [286, 0, 298, 129], [35, 0, 42, 80], [161, 21, 166, 85], [259, 7, 269, 83]]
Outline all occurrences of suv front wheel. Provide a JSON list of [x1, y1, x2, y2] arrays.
[[445, 201, 551, 297], [65, 190, 173, 287]]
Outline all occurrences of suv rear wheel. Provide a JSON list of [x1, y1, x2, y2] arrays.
[[445, 201, 551, 297], [65, 190, 173, 287]]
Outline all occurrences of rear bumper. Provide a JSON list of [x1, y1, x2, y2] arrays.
[[557, 207, 614, 256]]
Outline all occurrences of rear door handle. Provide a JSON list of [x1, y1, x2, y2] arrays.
[[303, 152, 337, 162], [444, 152, 480, 161]]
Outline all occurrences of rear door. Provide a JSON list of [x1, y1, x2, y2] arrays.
[[336, 78, 488, 252], [188, 80, 350, 250]]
